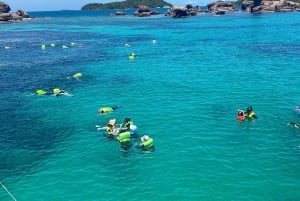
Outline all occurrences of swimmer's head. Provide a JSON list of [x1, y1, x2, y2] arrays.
[[247, 106, 253, 112], [141, 135, 149, 142]]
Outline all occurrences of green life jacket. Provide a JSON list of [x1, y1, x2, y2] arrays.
[[117, 131, 131, 142], [141, 138, 153, 149], [101, 107, 113, 113], [36, 89, 47, 95]]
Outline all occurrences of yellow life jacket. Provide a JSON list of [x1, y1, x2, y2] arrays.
[[73, 72, 82, 79], [99, 107, 113, 113], [117, 131, 131, 142], [36, 89, 47, 95], [247, 111, 255, 118], [141, 138, 154, 149], [53, 88, 61, 95]]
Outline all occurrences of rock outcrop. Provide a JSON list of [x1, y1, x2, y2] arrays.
[[134, 5, 162, 17], [165, 4, 202, 17], [0, 3, 10, 13], [0, 3, 30, 22], [241, 0, 300, 13], [207, 1, 237, 14]]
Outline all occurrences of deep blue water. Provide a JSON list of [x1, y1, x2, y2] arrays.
[[0, 10, 300, 201]]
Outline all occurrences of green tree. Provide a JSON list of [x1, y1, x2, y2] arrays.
[[82, 0, 172, 10]]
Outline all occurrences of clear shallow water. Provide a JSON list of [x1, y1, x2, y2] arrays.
[[0, 10, 300, 201]]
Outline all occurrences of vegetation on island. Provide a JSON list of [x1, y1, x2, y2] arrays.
[[81, 0, 172, 10]]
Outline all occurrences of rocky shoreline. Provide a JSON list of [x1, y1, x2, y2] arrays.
[[111, 0, 300, 17], [0, 3, 30, 22], [1, 0, 300, 21], [166, 0, 300, 17]]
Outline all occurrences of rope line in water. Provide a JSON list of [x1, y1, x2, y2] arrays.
[[0, 182, 17, 201]]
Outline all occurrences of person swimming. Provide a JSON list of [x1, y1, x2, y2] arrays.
[[119, 118, 138, 137], [98, 105, 121, 115], [138, 135, 155, 152], [245, 106, 257, 120], [117, 131, 132, 151], [67, 72, 82, 80], [35, 89, 51, 95], [288, 122, 300, 129], [35, 88, 72, 96], [237, 109, 246, 122], [96, 119, 120, 139], [52, 88, 73, 96], [106, 118, 119, 137]]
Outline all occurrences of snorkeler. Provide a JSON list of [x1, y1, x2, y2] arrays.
[[117, 131, 132, 151], [35, 89, 51, 95], [67, 72, 82, 80], [119, 118, 138, 137], [288, 122, 300, 129], [96, 119, 119, 139], [237, 109, 246, 122], [98, 105, 121, 115], [245, 106, 257, 120], [52, 88, 73, 96], [138, 135, 155, 152]]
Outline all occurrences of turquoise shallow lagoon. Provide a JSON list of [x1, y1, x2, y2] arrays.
[[0, 10, 300, 201]]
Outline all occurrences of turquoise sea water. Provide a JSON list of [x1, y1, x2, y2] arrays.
[[1, 10, 300, 201]]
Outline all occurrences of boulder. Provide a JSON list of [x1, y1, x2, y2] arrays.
[[0, 4, 30, 22], [165, 5, 202, 17], [0, 3, 10, 13], [241, 0, 300, 13], [134, 5, 161, 17], [0, 12, 12, 21], [166, 6, 189, 17], [138, 5, 150, 13], [207, 1, 237, 13]]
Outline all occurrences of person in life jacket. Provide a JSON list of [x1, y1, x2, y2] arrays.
[[98, 105, 121, 115], [288, 122, 299, 129], [139, 135, 154, 152], [246, 106, 257, 120], [121, 118, 138, 137], [72, 72, 82, 80], [35, 89, 51, 95], [52, 88, 73, 96], [122, 118, 133, 130], [117, 131, 132, 150], [105, 119, 119, 138], [237, 109, 246, 122]]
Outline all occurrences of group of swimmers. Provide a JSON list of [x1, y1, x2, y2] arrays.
[[237, 105, 300, 129], [96, 106, 155, 153], [35, 72, 82, 96], [236, 106, 258, 122], [35, 88, 73, 96]]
